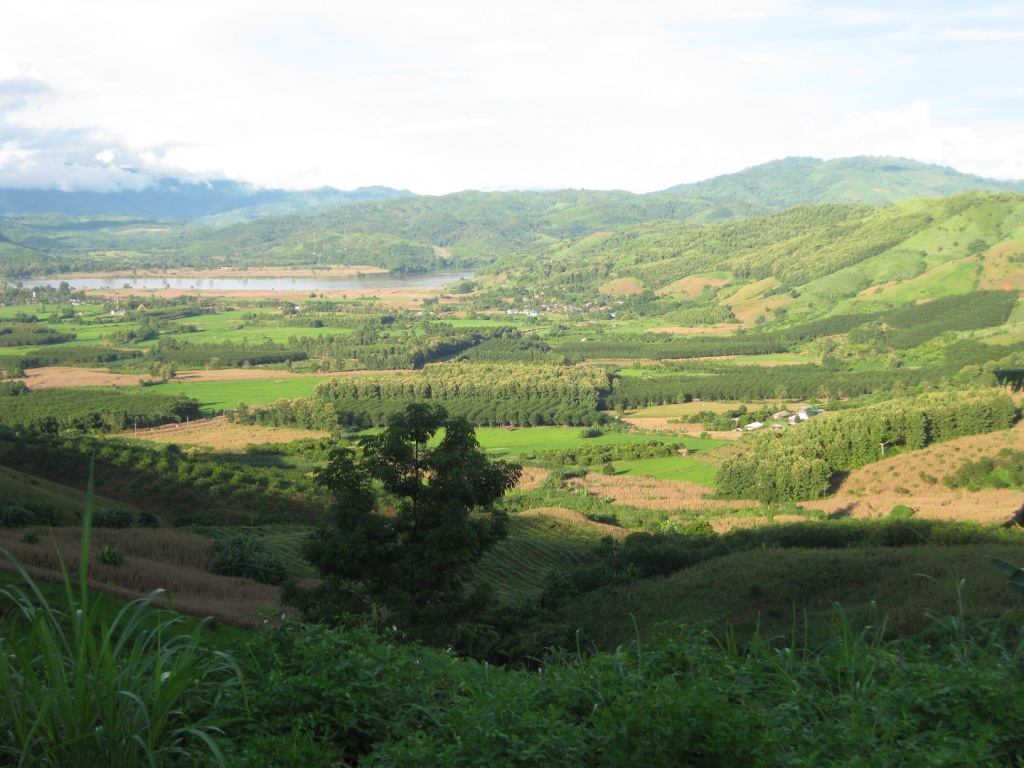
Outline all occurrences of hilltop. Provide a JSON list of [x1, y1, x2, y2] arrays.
[[661, 155, 1024, 210], [2, 155, 1023, 279]]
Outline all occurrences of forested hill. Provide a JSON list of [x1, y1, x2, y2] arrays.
[[474, 191, 1024, 329], [659, 156, 1024, 211], [1, 156, 1022, 278], [0, 179, 413, 223]]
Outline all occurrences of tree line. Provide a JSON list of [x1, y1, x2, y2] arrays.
[[0, 388, 201, 434], [716, 390, 1018, 502]]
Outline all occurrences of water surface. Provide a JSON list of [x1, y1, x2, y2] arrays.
[[21, 271, 475, 292]]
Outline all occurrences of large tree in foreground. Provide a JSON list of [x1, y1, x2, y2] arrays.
[[289, 403, 521, 637]]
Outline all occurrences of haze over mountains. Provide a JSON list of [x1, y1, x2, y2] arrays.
[[1, 156, 1022, 225], [2, 154, 1024, 286]]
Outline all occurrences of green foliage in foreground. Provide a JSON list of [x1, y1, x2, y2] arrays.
[[0, 465, 236, 766], [212, 609, 1024, 767], [6, 467, 1024, 766]]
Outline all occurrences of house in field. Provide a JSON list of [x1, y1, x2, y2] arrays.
[[788, 410, 810, 424]]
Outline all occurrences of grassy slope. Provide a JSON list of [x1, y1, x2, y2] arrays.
[[555, 543, 1024, 651], [474, 515, 605, 603], [0, 465, 142, 519]]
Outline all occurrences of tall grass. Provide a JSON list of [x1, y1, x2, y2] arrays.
[[0, 461, 238, 766]]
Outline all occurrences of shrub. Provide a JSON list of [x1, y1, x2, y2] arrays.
[[98, 545, 124, 566], [889, 505, 916, 520], [93, 506, 136, 528], [210, 536, 289, 585], [0, 504, 31, 528]]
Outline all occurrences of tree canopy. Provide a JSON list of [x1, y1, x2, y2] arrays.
[[291, 403, 522, 639]]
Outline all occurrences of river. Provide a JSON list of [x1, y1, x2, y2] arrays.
[[19, 271, 476, 292]]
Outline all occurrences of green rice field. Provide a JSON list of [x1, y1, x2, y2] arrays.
[[146, 377, 337, 412]]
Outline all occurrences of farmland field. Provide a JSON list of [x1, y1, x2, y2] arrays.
[[471, 426, 725, 457]]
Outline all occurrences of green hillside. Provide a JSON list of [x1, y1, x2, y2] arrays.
[[477, 191, 1024, 329], [661, 155, 1024, 209], [3, 156, 1022, 278]]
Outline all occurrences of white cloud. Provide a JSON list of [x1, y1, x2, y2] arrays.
[[941, 28, 1024, 40], [802, 101, 1024, 180], [0, 0, 1021, 193]]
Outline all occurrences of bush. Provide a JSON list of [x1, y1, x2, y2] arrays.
[[0, 504, 31, 528], [98, 545, 124, 566], [889, 505, 916, 520], [210, 536, 289, 585], [93, 506, 136, 528]]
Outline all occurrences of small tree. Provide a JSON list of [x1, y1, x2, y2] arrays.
[[290, 403, 521, 637]]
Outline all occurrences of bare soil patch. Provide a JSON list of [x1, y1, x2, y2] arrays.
[[23, 367, 160, 389], [619, 417, 742, 438], [655, 276, 729, 299], [598, 278, 644, 296], [22, 365, 410, 390], [802, 420, 1024, 525], [570, 474, 757, 512], [567, 420, 1024, 531], [116, 416, 330, 452]]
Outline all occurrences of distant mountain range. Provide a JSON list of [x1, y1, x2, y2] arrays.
[[0, 179, 414, 223], [664, 156, 1024, 211], [0, 156, 1021, 224], [2, 155, 1024, 280]]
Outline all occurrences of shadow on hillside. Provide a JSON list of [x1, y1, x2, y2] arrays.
[[827, 504, 854, 519]]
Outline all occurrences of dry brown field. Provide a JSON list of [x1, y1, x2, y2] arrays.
[[597, 278, 645, 296], [569, 473, 757, 514], [23, 366, 162, 388], [23, 365, 410, 390], [0, 527, 286, 629], [655, 275, 730, 299], [113, 416, 330, 452], [515, 466, 550, 491], [803, 419, 1024, 525]]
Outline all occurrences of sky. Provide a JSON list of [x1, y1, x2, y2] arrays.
[[1, 0, 1022, 195]]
